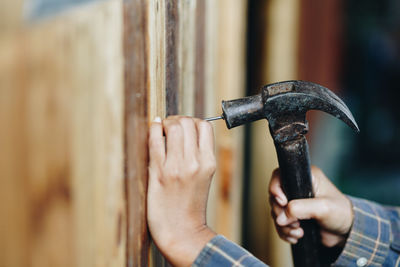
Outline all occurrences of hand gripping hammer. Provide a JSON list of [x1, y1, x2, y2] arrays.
[[206, 80, 359, 267]]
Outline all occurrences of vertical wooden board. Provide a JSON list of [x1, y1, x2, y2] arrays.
[[178, 0, 196, 116], [0, 1, 126, 266], [123, 0, 150, 266], [165, 0, 179, 116], [194, 0, 206, 118], [208, 0, 247, 243], [148, 0, 166, 121]]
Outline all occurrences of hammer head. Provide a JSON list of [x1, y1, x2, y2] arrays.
[[222, 80, 359, 142]]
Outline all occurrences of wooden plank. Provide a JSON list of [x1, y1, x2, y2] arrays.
[[0, 1, 126, 267], [178, 0, 196, 116], [123, 0, 150, 266], [194, 0, 206, 118], [148, 0, 166, 121], [165, 0, 179, 116]]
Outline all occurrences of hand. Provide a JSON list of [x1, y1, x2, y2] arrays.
[[269, 166, 354, 248], [147, 116, 217, 267]]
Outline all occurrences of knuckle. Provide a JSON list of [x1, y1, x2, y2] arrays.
[[164, 167, 181, 182], [179, 117, 194, 125], [318, 199, 331, 218], [287, 201, 297, 215], [167, 123, 182, 134], [204, 160, 216, 175], [184, 160, 200, 176]]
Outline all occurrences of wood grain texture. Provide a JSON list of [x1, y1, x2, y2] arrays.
[[148, 0, 166, 121], [194, 0, 206, 118], [165, 0, 179, 116], [0, 1, 126, 267], [178, 0, 196, 116], [123, 0, 150, 266]]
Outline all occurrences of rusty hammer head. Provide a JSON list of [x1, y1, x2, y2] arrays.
[[220, 80, 359, 142]]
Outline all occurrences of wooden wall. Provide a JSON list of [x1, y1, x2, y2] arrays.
[[145, 0, 248, 246], [0, 1, 126, 266], [0, 0, 247, 266]]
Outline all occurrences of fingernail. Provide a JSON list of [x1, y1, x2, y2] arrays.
[[276, 212, 287, 225], [154, 117, 162, 123], [276, 196, 286, 206], [290, 228, 302, 238], [287, 237, 298, 244]]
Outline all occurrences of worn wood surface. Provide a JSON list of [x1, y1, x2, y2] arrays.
[[148, 0, 166, 121], [194, 0, 206, 117], [0, 1, 126, 267], [165, 0, 179, 116], [0, 0, 250, 266], [123, 0, 150, 266]]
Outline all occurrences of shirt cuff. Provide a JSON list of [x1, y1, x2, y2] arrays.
[[333, 196, 391, 267], [193, 235, 268, 267]]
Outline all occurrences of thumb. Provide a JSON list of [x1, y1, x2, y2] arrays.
[[287, 198, 332, 222]]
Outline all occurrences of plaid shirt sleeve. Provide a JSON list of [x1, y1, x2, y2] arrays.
[[193, 235, 268, 267], [333, 196, 400, 267], [193, 196, 400, 267]]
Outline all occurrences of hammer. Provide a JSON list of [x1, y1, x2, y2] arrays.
[[206, 80, 359, 267]]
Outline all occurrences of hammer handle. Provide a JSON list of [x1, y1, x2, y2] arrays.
[[274, 136, 326, 267]]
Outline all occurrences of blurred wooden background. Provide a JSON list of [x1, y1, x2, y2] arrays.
[[0, 0, 343, 266]]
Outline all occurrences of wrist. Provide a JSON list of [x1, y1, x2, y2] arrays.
[[158, 225, 216, 267]]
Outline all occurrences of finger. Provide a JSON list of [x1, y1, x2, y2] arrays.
[[276, 208, 298, 226], [270, 197, 285, 220], [194, 119, 215, 156], [179, 117, 199, 160], [269, 168, 288, 206], [270, 199, 301, 227], [163, 117, 184, 162], [274, 223, 300, 244], [287, 198, 331, 222], [281, 226, 304, 239], [149, 118, 166, 167], [286, 237, 299, 244]]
